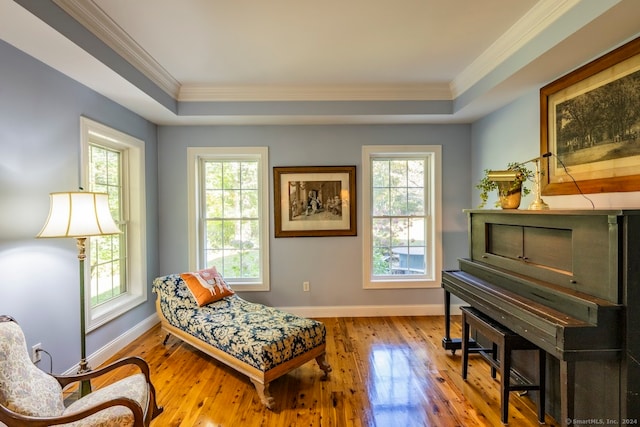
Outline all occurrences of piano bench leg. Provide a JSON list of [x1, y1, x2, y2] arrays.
[[491, 342, 498, 379], [460, 306, 546, 425], [461, 312, 470, 380], [500, 341, 511, 424]]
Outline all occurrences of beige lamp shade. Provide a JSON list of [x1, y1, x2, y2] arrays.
[[37, 192, 121, 238]]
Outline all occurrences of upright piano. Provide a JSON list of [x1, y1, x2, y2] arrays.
[[442, 210, 640, 426]]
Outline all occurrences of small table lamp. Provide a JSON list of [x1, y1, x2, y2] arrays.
[[37, 191, 121, 396]]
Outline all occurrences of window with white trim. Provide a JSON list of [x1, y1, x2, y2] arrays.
[[187, 147, 270, 291], [81, 117, 147, 330], [88, 144, 126, 303], [362, 145, 442, 289]]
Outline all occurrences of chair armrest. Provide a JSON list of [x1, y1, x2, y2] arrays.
[[0, 396, 145, 427], [53, 356, 152, 389]]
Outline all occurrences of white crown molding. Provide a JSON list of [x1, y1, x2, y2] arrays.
[[53, 0, 180, 98], [451, 0, 582, 97], [178, 83, 453, 102]]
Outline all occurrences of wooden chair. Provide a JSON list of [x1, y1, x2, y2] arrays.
[[0, 315, 163, 426]]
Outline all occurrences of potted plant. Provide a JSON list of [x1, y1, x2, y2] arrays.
[[476, 162, 533, 209]]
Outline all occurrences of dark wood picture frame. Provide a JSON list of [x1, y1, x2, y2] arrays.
[[274, 166, 356, 237], [540, 36, 640, 196]]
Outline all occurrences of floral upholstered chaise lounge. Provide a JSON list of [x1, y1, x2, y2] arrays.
[[152, 270, 331, 409]]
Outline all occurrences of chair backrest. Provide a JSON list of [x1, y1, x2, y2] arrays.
[[0, 317, 65, 417]]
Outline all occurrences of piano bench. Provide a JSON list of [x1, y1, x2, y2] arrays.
[[460, 306, 546, 424]]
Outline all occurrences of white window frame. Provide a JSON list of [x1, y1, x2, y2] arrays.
[[362, 145, 442, 289], [80, 117, 147, 331], [187, 147, 270, 291]]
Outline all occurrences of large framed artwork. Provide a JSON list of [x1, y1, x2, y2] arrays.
[[274, 166, 356, 237], [540, 36, 640, 195]]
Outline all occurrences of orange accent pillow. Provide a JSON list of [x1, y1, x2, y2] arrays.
[[180, 267, 234, 306]]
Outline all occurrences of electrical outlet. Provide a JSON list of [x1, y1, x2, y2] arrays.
[[303, 281, 310, 292], [31, 343, 42, 363]]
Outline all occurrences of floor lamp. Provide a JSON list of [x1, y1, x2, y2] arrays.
[[37, 191, 121, 397]]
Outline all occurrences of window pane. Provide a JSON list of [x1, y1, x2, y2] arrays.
[[241, 189, 259, 218], [222, 249, 241, 277], [372, 218, 391, 248], [242, 219, 260, 250], [206, 220, 224, 248], [206, 249, 223, 270], [407, 160, 424, 187], [107, 150, 119, 186], [223, 162, 240, 189], [389, 188, 408, 216], [372, 188, 389, 216], [205, 162, 222, 188], [372, 161, 389, 187], [390, 218, 408, 246], [389, 161, 407, 187], [223, 189, 242, 218], [242, 250, 260, 277], [408, 218, 425, 246], [221, 219, 238, 248], [241, 162, 258, 189], [206, 189, 224, 218], [407, 188, 424, 215], [373, 247, 392, 275]]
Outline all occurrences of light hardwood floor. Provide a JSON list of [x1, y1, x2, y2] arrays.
[[89, 315, 560, 426]]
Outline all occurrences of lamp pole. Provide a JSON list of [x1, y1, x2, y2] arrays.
[[528, 158, 549, 210], [76, 237, 92, 396]]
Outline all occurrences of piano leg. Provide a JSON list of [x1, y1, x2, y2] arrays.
[[442, 289, 478, 355], [538, 349, 547, 424], [442, 289, 461, 354], [560, 360, 575, 427]]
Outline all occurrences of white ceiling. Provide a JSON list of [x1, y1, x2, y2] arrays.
[[1, 0, 640, 125], [93, 0, 535, 87]]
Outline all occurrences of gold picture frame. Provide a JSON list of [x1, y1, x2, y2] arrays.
[[274, 166, 356, 237], [540, 36, 640, 195]]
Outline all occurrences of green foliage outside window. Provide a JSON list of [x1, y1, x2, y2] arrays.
[[204, 160, 260, 279]]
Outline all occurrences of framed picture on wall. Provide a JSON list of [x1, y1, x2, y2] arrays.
[[274, 166, 356, 237], [540, 36, 640, 196]]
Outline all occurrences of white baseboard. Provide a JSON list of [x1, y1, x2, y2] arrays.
[[278, 303, 464, 318], [63, 313, 160, 375]]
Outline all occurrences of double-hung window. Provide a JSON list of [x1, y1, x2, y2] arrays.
[[81, 117, 147, 330], [362, 145, 442, 289], [187, 147, 270, 291]]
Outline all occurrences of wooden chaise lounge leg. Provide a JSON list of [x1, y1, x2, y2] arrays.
[[316, 353, 332, 378], [162, 333, 171, 345], [250, 378, 275, 409]]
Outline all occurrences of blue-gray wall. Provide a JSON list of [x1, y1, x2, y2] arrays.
[[0, 40, 159, 373], [158, 125, 471, 310], [471, 88, 640, 208]]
